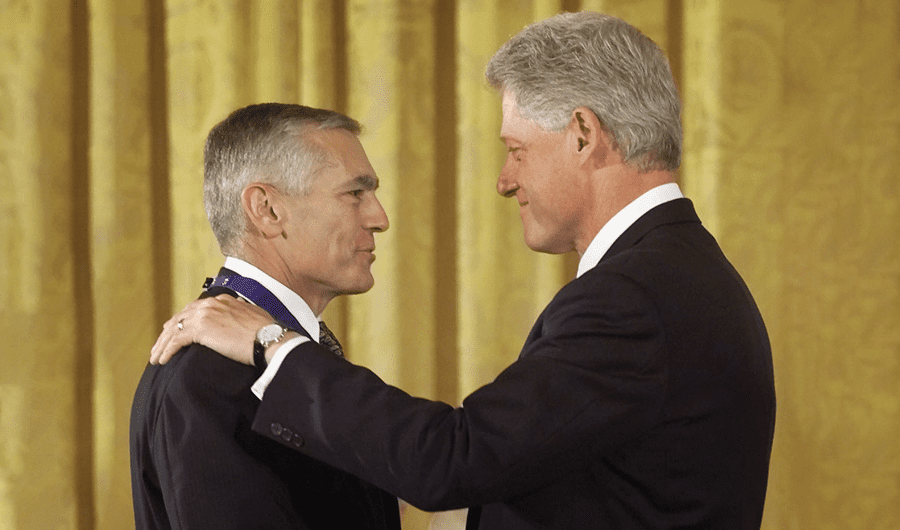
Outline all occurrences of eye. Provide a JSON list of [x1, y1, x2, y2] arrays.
[[507, 147, 522, 162], [348, 189, 365, 198]]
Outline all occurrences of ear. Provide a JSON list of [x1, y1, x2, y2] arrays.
[[567, 107, 615, 166], [241, 183, 286, 239]]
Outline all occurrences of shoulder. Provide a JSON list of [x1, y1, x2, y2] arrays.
[[533, 265, 663, 361], [539, 228, 710, 338], [549, 262, 657, 321], [575, 218, 729, 298], [134, 344, 260, 425]]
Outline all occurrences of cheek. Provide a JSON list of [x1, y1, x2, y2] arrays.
[[329, 224, 362, 259]]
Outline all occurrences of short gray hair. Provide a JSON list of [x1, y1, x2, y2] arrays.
[[203, 103, 361, 255], [485, 11, 681, 172]]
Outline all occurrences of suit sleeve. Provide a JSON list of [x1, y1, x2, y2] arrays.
[[151, 348, 311, 529], [253, 273, 668, 511]]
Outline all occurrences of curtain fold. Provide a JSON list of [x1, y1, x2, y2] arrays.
[[1, 1, 898, 529]]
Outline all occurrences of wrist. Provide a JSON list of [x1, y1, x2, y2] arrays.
[[253, 323, 288, 369], [265, 331, 301, 365]]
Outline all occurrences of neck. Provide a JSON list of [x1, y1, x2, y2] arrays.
[[576, 166, 676, 255], [233, 242, 332, 316]]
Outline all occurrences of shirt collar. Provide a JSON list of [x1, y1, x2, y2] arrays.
[[222, 256, 320, 343], [576, 183, 684, 278]]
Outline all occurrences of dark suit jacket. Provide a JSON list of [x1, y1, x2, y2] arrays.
[[129, 270, 401, 530], [251, 199, 776, 529]]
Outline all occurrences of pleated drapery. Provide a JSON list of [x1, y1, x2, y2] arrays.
[[1, 1, 898, 529]]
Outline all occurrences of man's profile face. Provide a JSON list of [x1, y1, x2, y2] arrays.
[[277, 129, 388, 304], [497, 91, 588, 255]]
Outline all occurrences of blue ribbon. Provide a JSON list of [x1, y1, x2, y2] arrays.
[[205, 275, 303, 332]]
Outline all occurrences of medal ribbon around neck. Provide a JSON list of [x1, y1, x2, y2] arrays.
[[205, 275, 303, 332]]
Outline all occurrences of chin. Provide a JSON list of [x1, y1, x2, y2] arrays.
[[342, 274, 375, 295], [524, 235, 569, 255], [523, 231, 555, 254], [522, 221, 575, 254]]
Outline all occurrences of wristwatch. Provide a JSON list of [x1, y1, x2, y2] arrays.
[[253, 322, 287, 369]]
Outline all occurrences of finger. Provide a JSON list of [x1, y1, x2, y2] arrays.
[[216, 292, 246, 303], [157, 297, 227, 364], [150, 317, 177, 365], [156, 333, 181, 365], [150, 299, 202, 364], [149, 330, 163, 364], [161, 312, 202, 365], [152, 318, 182, 365], [159, 317, 195, 365]]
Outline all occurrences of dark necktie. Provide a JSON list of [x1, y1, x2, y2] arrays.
[[318, 321, 345, 358]]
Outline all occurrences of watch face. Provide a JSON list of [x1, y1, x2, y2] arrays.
[[257, 323, 283, 343]]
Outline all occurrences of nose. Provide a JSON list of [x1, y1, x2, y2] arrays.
[[366, 195, 389, 233], [497, 163, 519, 198]]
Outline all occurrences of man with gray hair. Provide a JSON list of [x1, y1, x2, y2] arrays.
[[152, 12, 775, 529], [130, 103, 399, 529]]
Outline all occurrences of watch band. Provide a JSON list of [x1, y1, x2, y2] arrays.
[[253, 340, 268, 370]]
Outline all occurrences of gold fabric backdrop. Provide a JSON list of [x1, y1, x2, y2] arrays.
[[1, 0, 898, 529]]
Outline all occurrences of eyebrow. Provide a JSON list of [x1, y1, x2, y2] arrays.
[[353, 175, 379, 190]]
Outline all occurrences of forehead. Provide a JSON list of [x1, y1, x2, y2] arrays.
[[499, 91, 519, 138], [500, 90, 519, 117], [499, 91, 546, 143], [312, 128, 376, 176], [313, 128, 364, 156]]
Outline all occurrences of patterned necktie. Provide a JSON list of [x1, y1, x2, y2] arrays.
[[318, 321, 345, 358]]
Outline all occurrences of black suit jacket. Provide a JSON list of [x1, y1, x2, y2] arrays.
[[129, 270, 401, 530], [252, 199, 776, 529]]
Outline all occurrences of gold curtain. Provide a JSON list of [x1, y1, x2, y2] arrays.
[[1, 1, 898, 529]]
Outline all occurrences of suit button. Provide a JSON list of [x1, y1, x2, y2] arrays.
[[270, 423, 283, 436], [281, 428, 293, 442], [291, 434, 304, 447]]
